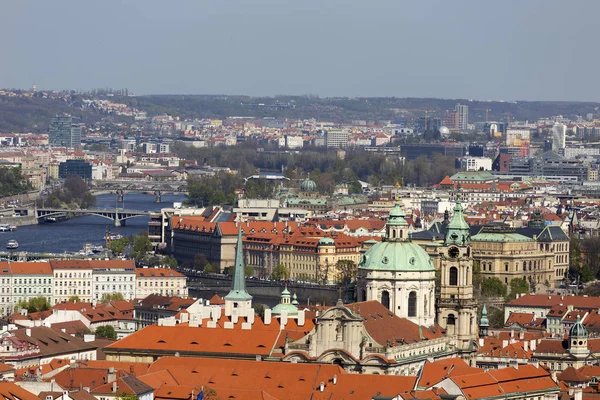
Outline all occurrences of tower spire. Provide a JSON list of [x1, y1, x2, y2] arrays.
[[224, 228, 252, 316], [445, 196, 470, 246]]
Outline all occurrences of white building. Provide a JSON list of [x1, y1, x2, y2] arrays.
[[0, 265, 13, 315], [552, 123, 567, 153], [135, 267, 188, 299], [10, 262, 53, 307], [91, 260, 137, 301], [459, 156, 492, 171], [50, 260, 93, 305], [325, 130, 349, 148]]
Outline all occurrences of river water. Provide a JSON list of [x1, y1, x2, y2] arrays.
[[1, 193, 186, 253]]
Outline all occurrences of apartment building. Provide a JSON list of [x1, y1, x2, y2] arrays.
[[10, 262, 53, 307], [90, 260, 137, 301], [135, 267, 187, 299], [50, 260, 94, 304]]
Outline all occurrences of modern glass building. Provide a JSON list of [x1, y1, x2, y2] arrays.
[[49, 116, 82, 148], [58, 159, 92, 180]]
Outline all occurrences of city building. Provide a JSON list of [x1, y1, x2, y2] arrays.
[[135, 267, 187, 299], [50, 260, 94, 305], [552, 123, 567, 154], [9, 262, 53, 310], [459, 156, 493, 171], [91, 260, 137, 301], [49, 116, 82, 148], [325, 130, 349, 148], [59, 159, 92, 180], [455, 103, 468, 131]]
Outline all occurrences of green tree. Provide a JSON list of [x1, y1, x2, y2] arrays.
[[68, 295, 81, 303], [115, 394, 138, 400], [109, 236, 130, 255], [253, 303, 265, 318], [193, 253, 208, 270], [101, 292, 125, 303], [245, 265, 255, 277], [130, 232, 153, 261], [507, 278, 529, 300], [271, 263, 289, 280], [203, 263, 218, 273], [0, 167, 33, 196], [18, 296, 51, 313], [335, 260, 357, 285], [164, 256, 178, 269], [95, 325, 117, 340], [581, 264, 595, 283], [481, 278, 507, 298], [487, 307, 506, 328]]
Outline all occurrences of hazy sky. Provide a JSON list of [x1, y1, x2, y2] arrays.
[[3, 1, 599, 101]]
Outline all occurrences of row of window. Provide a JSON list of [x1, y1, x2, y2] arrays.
[[55, 272, 91, 278], [95, 276, 134, 282]]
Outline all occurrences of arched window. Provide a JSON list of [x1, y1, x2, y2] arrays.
[[408, 291, 417, 317], [449, 267, 458, 286], [381, 290, 390, 310], [522, 262, 526, 271]]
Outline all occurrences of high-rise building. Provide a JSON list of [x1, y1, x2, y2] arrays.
[[552, 123, 567, 153], [455, 103, 468, 131], [49, 115, 82, 148]]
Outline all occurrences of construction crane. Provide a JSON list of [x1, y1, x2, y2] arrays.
[[399, 108, 436, 130], [473, 108, 491, 123]]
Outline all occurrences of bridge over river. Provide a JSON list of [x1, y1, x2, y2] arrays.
[[14, 207, 149, 227]]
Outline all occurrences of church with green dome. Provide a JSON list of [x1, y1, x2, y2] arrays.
[[355, 202, 437, 326]]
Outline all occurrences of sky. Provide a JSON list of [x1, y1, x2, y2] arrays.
[[2, 0, 600, 101]]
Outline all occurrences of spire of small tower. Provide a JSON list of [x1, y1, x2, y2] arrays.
[[479, 305, 489, 338], [445, 196, 471, 246], [385, 202, 409, 242], [225, 229, 252, 302]]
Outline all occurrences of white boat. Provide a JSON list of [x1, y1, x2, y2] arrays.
[[106, 232, 123, 240], [6, 240, 18, 249], [0, 224, 10, 232]]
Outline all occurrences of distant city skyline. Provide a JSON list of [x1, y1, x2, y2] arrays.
[[3, 0, 600, 101]]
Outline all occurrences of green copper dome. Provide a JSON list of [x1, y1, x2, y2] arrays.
[[358, 241, 435, 272], [387, 202, 408, 226], [271, 286, 298, 316], [319, 237, 335, 245], [300, 178, 317, 192], [569, 315, 588, 338]]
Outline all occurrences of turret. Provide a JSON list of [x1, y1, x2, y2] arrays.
[[385, 202, 409, 242], [568, 315, 589, 358], [445, 197, 470, 246], [479, 305, 489, 338]]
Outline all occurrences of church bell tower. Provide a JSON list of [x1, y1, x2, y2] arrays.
[[437, 198, 478, 350]]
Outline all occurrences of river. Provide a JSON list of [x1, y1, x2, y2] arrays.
[[1, 193, 186, 253]]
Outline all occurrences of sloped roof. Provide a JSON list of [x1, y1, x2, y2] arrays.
[[345, 301, 444, 345]]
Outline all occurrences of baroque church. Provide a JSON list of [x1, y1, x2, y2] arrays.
[[281, 200, 480, 373], [217, 199, 481, 373]]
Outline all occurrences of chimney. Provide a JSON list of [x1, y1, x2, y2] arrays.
[[62, 391, 69, 400], [519, 330, 524, 340], [523, 341, 528, 352], [297, 310, 305, 327], [530, 339, 536, 351], [264, 309, 272, 325], [280, 310, 288, 328], [574, 387, 583, 400], [510, 329, 514, 339], [25, 328, 31, 337], [502, 339, 508, 348], [478, 338, 484, 347], [107, 367, 116, 383], [112, 381, 118, 393], [319, 382, 325, 392]]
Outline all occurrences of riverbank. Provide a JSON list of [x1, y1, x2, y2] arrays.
[[0, 214, 37, 227]]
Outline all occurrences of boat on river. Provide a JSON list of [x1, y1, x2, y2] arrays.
[[6, 240, 18, 249], [0, 224, 10, 232]]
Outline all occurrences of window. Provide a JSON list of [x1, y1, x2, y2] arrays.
[[408, 291, 417, 317], [505, 264, 508, 272], [449, 267, 458, 286], [381, 290, 390, 310]]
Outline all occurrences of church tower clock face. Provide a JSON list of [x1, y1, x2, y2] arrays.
[[448, 246, 460, 259]]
